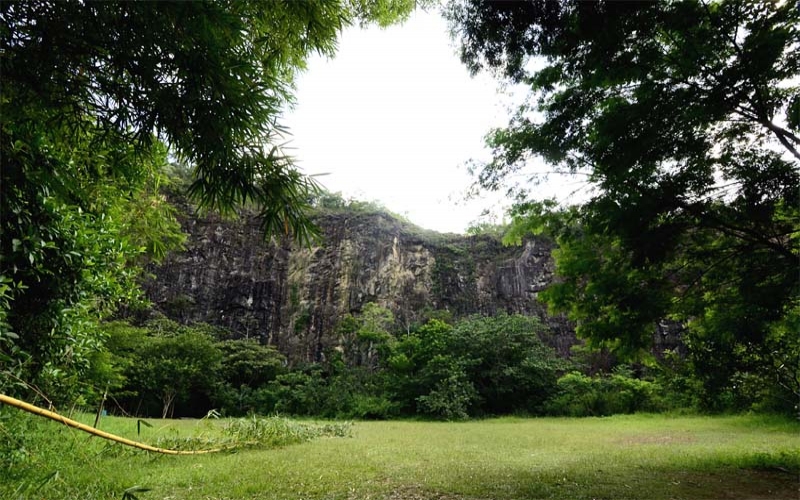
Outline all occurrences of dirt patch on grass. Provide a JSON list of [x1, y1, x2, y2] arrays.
[[347, 484, 481, 500], [617, 433, 697, 446], [668, 468, 799, 500], [382, 487, 468, 500]]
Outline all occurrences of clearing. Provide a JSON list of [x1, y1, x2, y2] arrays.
[[2, 413, 798, 499]]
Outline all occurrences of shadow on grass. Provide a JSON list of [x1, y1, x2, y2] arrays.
[[383, 456, 800, 500]]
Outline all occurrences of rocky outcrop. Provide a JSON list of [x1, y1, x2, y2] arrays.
[[143, 207, 575, 363]]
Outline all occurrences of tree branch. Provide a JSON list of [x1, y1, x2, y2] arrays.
[[680, 201, 798, 261], [761, 120, 800, 162]]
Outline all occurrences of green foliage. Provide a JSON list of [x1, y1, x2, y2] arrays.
[[263, 357, 396, 419], [312, 190, 413, 224], [101, 320, 288, 418], [360, 302, 396, 336], [348, 394, 400, 420], [335, 303, 396, 368], [1, 87, 184, 401], [179, 311, 566, 421], [129, 327, 223, 419], [217, 340, 285, 390], [1, 0, 416, 404], [764, 303, 800, 412], [268, 365, 331, 416], [464, 220, 508, 239], [448, 0, 800, 414], [222, 416, 351, 448], [2, 1, 415, 241], [652, 349, 704, 411], [545, 369, 667, 417], [0, 121, 181, 402], [451, 314, 565, 415], [416, 370, 478, 421], [685, 310, 800, 415], [91, 306, 768, 420], [387, 315, 565, 418]]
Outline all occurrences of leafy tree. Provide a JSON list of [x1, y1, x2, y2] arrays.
[[260, 353, 395, 419], [1, 0, 416, 400], [3, 0, 418, 232], [447, 0, 799, 409], [387, 315, 563, 418], [0, 123, 180, 401], [360, 302, 396, 336], [386, 319, 459, 415], [416, 366, 478, 420], [213, 339, 286, 415], [465, 220, 508, 239], [336, 303, 396, 367], [217, 339, 285, 390], [103, 320, 225, 418], [450, 314, 564, 415]]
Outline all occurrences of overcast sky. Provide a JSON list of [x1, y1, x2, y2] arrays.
[[283, 9, 569, 234]]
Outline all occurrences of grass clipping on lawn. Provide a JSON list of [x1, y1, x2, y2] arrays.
[[147, 415, 353, 452]]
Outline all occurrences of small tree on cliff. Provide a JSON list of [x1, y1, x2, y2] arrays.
[[336, 303, 396, 368]]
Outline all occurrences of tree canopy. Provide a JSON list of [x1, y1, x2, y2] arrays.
[[0, 0, 416, 399], [3, 1, 417, 241], [446, 0, 799, 406]]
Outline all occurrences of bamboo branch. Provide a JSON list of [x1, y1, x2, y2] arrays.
[[0, 394, 228, 455]]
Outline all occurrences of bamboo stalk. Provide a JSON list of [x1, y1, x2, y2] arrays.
[[0, 394, 227, 455]]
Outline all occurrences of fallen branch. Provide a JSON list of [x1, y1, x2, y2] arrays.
[[0, 394, 227, 455]]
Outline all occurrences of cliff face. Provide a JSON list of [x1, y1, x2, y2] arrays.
[[143, 208, 575, 362]]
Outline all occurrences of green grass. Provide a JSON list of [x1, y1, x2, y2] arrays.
[[1, 412, 798, 499]]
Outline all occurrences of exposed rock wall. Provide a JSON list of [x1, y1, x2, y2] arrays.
[[144, 208, 575, 362]]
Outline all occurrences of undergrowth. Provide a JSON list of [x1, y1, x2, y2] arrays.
[[223, 415, 352, 448]]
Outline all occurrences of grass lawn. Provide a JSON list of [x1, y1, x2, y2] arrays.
[[1, 412, 798, 499]]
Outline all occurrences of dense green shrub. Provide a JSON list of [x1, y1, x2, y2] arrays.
[[94, 311, 777, 420], [268, 366, 331, 416], [126, 326, 222, 418], [386, 314, 564, 418], [102, 320, 288, 418], [261, 359, 396, 419], [546, 369, 666, 417], [214, 339, 286, 415], [416, 371, 478, 420], [347, 394, 399, 420]]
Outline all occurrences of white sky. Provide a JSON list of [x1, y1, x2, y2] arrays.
[[283, 9, 570, 234]]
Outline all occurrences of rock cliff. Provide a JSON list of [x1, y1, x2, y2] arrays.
[[143, 207, 576, 363]]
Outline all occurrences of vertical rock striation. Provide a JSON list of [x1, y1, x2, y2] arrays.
[[144, 208, 575, 362]]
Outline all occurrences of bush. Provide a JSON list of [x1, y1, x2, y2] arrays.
[[545, 369, 666, 417], [213, 384, 280, 417], [386, 315, 564, 417], [416, 372, 478, 420], [269, 367, 329, 416], [347, 395, 399, 420]]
